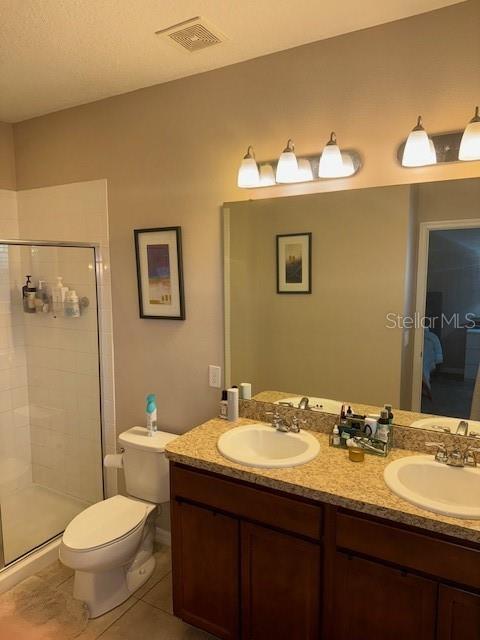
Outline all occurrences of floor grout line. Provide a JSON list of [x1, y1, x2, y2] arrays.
[[92, 598, 140, 639], [95, 599, 158, 639]]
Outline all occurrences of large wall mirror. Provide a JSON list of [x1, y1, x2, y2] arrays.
[[223, 177, 480, 432]]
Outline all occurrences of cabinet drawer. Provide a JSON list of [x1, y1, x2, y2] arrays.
[[336, 511, 480, 590], [171, 464, 322, 540]]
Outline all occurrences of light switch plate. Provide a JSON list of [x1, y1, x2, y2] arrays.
[[208, 365, 222, 388]]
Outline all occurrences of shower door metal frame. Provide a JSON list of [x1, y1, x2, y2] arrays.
[[0, 239, 107, 570]]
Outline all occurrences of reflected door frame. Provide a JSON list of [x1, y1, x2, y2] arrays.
[[411, 218, 480, 411]]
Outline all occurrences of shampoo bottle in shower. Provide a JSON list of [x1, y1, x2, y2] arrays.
[[52, 276, 68, 316], [65, 290, 81, 318], [22, 275, 36, 313], [35, 280, 49, 313]]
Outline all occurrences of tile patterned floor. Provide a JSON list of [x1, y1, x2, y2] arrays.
[[2, 545, 218, 639]]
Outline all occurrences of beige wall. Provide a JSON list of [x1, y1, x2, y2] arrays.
[[0, 122, 16, 190], [12, 1, 480, 433], [228, 187, 411, 407]]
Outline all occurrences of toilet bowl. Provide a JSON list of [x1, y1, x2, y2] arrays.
[[60, 427, 177, 618]]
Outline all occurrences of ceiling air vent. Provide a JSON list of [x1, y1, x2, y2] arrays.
[[156, 17, 226, 53]]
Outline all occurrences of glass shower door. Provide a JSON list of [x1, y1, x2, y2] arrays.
[[0, 243, 104, 566]]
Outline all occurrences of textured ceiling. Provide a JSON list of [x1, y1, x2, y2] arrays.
[[0, 0, 465, 122]]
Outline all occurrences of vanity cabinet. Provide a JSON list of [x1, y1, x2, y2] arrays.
[[330, 552, 437, 640], [241, 522, 321, 639], [170, 463, 322, 640], [437, 586, 480, 640], [170, 462, 480, 640], [171, 500, 239, 639]]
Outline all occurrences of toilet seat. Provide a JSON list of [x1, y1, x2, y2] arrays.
[[63, 495, 155, 552]]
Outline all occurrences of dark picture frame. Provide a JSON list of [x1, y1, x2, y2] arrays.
[[134, 226, 185, 319], [276, 232, 312, 294]]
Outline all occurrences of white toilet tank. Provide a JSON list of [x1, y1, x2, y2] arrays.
[[118, 427, 178, 503]]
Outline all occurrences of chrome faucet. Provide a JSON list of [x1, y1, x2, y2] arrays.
[[266, 411, 290, 432], [426, 442, 480, 467], [456, 420, 469, 436], [265, 412, 305, 433], [298, 397, 310, 410]]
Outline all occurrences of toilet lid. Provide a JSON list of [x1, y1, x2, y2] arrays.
[[63, 495, 154, 551], [118, 426, 178, 452]]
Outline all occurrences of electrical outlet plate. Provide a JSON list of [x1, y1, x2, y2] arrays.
[[209, 365, 222, 388]]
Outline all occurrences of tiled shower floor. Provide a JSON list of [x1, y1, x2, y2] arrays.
[[1, 483, 89, 563]]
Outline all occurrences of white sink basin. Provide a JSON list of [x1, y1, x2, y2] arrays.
[[384, 455, 480, 519], [410, 416, 480, 434], [217, 423, 320, 468], [275, 396, 343, 414]]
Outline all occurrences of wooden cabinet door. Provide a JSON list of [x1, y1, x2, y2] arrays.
[[241, 521, 321, 640], [437, 585, 480, 640], [330, 552, 437, 640], [171, 499, 239, 639]]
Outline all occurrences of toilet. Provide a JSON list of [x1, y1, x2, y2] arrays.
[[59, 426, 177, 618]]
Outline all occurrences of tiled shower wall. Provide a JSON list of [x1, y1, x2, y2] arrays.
[[0, 181, 115, 505], [16, 179, 115, 502], [22, 245, 103, 504], [0, 190, 32, 498]]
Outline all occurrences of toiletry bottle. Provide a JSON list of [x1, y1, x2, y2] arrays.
[[219, 390, 228, 419], [240, 382, 252, 400], [376, 409, 390, 444], [332, 425, 340, 446], [227, 387, 239, 421], [22, 275, 36, 313], [52, 276, 68, 316], [384, 404, 394, 425], [65, 290, 81, 318], [35, 280, 49, 313], [146, 393, 157, 435], [346, 405, 353, 418]]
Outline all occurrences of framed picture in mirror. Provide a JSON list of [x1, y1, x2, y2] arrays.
[[134, 226, 185, 320], [276, 232, 312, 294]]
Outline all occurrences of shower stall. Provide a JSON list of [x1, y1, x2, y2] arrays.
[[0, 241, 104, 569]]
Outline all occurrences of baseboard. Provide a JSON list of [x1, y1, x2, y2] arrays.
[[0, 538, 61, 594], [155, 526, 171, 547]]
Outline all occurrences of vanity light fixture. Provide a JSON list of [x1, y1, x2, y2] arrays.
[[297, 158, 314, 182], [259, 163, 276, 186], [236, 139, 361, 189], [318, 132, 356, 178], [275, 139, 299, 183], [402, 116, 437, 167], [318, 132, 342, 178], [237, 145, 260, 188], [459, 106, 480, 161]]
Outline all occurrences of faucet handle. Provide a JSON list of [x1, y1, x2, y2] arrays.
[[425, 441, 448, 463], [290, 416, 307, 433], [464, 446, 480, 467], [265, 411, 282, 427]]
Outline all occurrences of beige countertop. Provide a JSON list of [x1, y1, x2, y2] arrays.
[[165, 417, 480, 545]]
